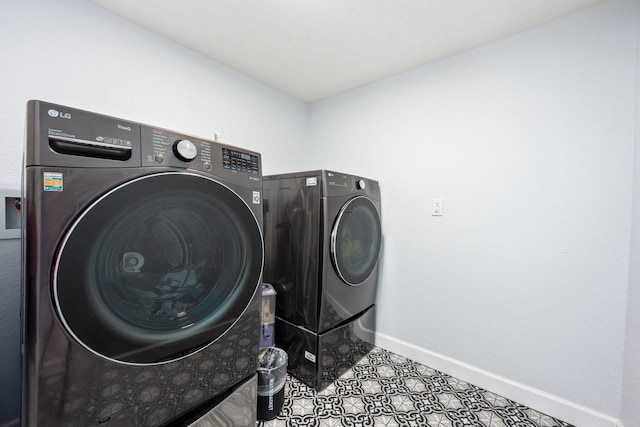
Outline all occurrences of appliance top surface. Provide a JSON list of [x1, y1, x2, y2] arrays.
[[264, 169, 377, 183], [264, 169, 380, 198], [25, 100, 262, 187]]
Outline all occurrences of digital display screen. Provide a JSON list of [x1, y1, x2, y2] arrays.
[[222, 148, 258, 174]]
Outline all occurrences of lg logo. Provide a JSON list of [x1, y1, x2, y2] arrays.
[[48, 109, 71, 119]]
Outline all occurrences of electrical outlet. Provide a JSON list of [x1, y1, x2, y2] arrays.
[[432, 198, 443, 216]]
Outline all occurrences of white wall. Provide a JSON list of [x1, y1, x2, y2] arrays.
[[622, 2, 640, 426], [308, 0, 636, 423], [0, 0, 308, 423], [0, 0, 308, 184]]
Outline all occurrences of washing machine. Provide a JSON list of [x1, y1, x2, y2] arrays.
[[262, 170, 381, 389], [22, 101, 264, 426]]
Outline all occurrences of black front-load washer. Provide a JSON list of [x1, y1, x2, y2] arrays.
[[22, 101, 263, 426], [262, 170, 382, 390]]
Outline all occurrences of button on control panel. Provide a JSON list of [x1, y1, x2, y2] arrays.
[[222, 148, 259, 174], [173, 139, 198, 162]]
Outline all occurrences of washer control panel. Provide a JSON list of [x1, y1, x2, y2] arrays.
[[27, 101, 261, 181], [140, 125, 261, 179], [142, 126, 214, 171], [222, 148, 259, 175]]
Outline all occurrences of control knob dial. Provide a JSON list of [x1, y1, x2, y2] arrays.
[[173, 139, 198, 162]]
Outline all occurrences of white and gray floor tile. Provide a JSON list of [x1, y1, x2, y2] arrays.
[[257, 346, 573, 427]]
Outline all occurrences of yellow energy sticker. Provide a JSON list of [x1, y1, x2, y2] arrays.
[[43, 172, 63, 191]]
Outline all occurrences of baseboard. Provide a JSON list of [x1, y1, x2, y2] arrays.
[[375, 332, 622, 427]]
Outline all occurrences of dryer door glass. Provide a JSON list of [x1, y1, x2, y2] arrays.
[[53, 173, 263, 364], [330, 196, 381, 286]]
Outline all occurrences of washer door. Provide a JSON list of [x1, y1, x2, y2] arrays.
[[53, 173, 263, 365], [330, 196, 381, 286]]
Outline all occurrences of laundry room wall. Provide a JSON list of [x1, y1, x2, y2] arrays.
[[622, 4, 640, 426], [0, 0, 308, 424], [307, 0, 636, 425]]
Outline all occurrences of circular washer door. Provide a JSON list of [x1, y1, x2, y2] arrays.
[[330, 196, 381, 286], [53, 172, 263, 365]]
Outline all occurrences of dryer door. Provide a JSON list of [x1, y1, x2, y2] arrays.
[[330, 196, 382, 286], [53, 172, 263, 364]]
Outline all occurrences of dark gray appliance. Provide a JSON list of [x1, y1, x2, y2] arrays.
[[263, 170, 381, 390], [22, 101, 264, 426]]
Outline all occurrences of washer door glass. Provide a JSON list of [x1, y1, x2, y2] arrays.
[[330, 196, 381, 286], [54, 173, 263, 364]]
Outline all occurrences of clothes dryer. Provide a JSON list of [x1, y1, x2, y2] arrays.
[[22, 101, 263, 426], [263, 170, 381, 389]]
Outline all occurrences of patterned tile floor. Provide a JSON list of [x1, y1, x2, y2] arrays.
[[257, 346, 573, 427]]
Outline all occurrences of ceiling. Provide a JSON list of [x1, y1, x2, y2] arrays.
[[86, 0, 605, 103]]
